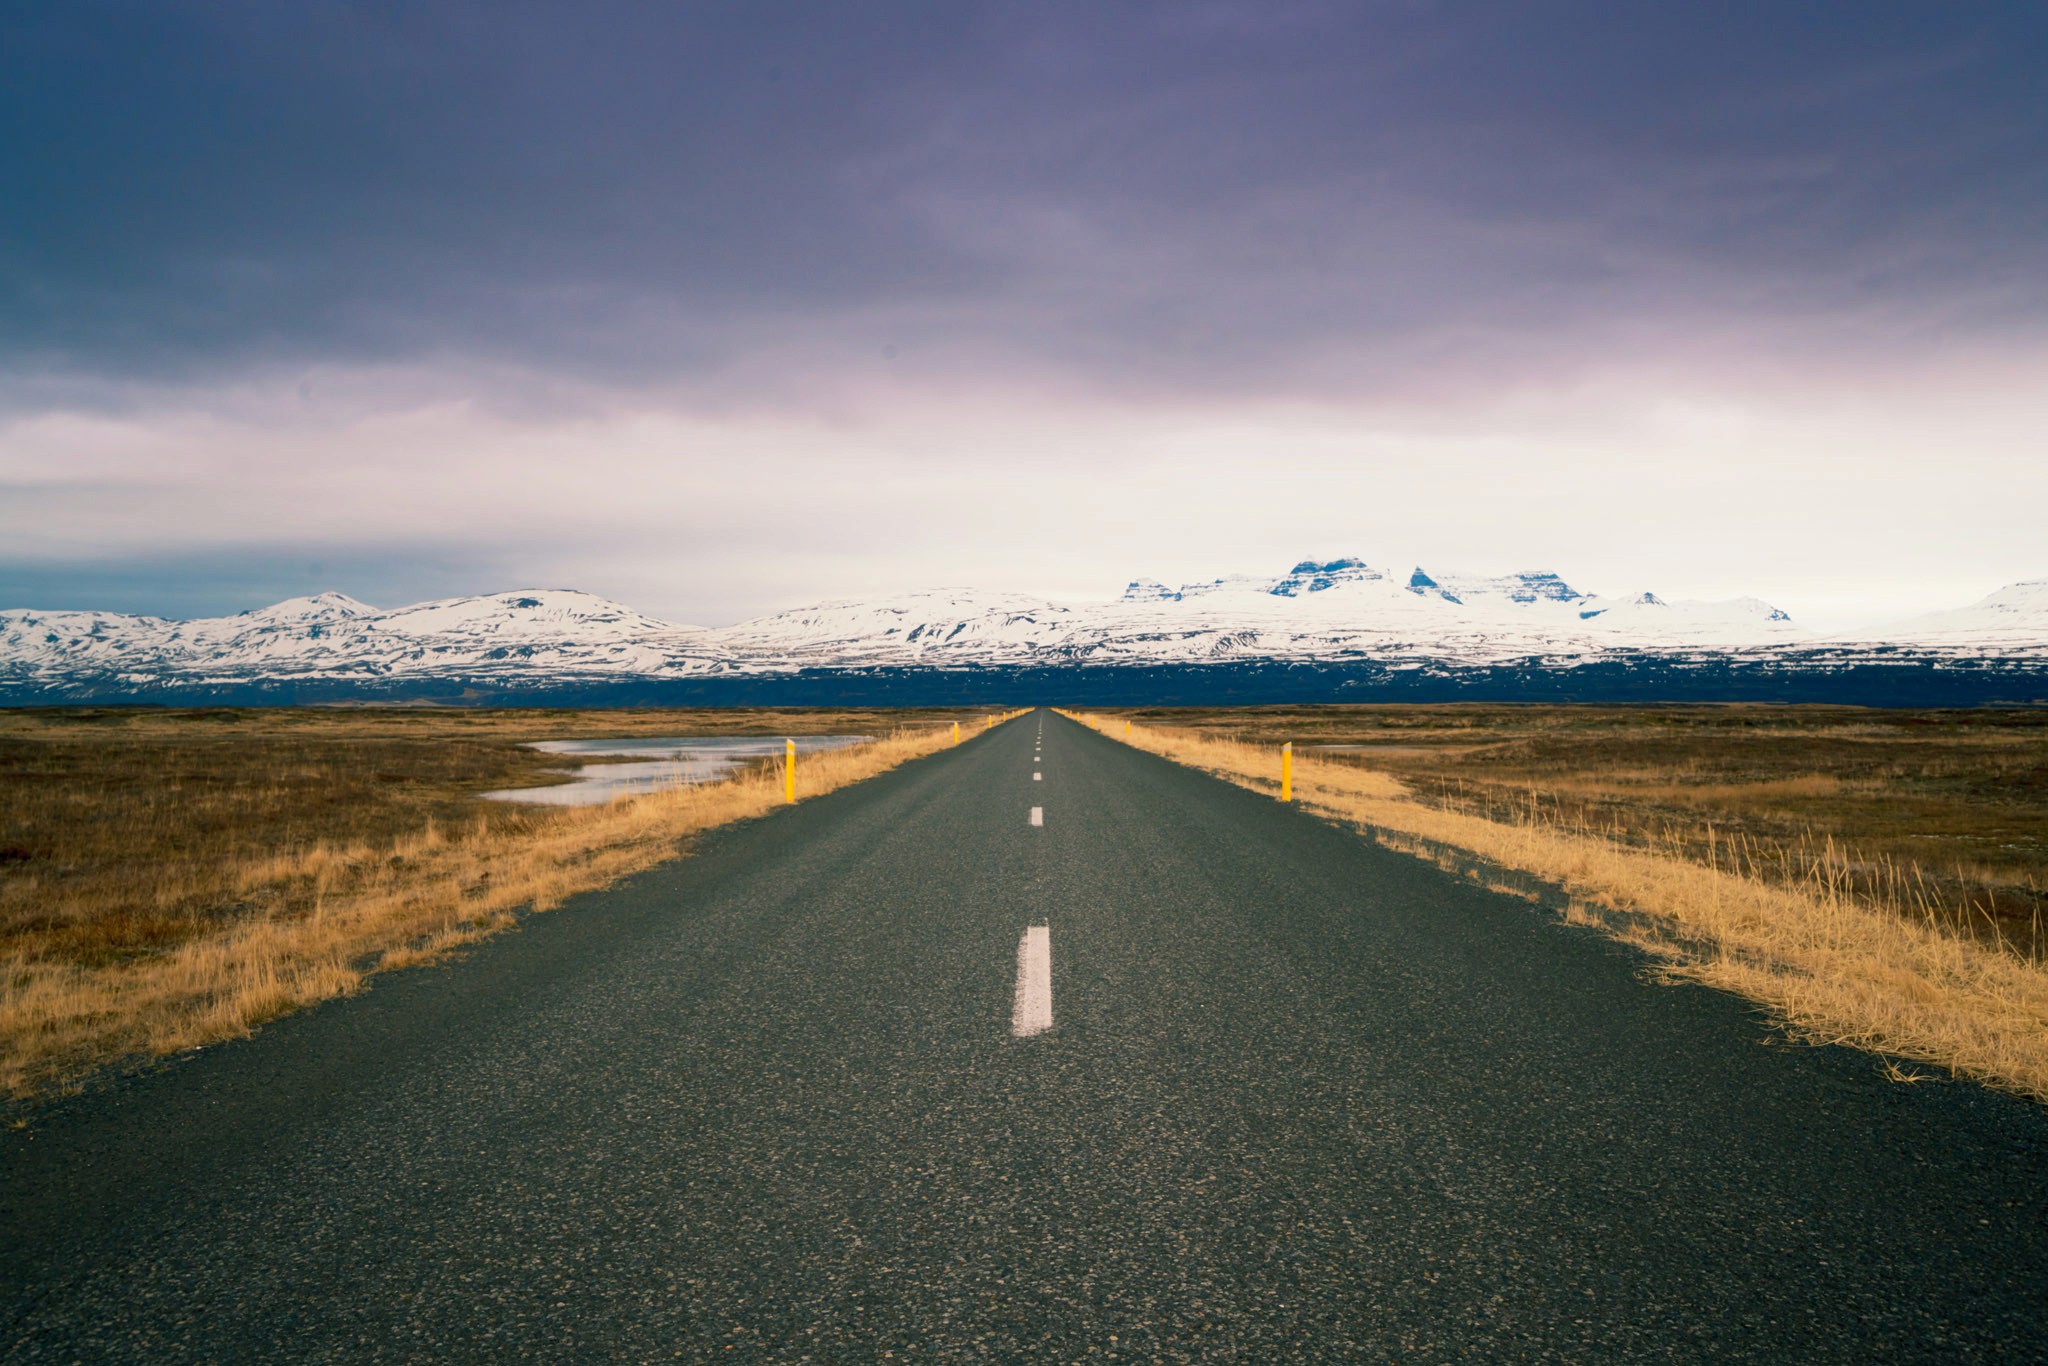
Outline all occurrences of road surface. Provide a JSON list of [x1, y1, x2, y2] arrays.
[[4, 709, 2045, 1360]]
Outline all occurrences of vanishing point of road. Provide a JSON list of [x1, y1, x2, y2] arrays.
[[4, 710, 2045, 1360]]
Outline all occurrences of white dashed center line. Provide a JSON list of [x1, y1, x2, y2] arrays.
[[1033, 772, 1042, 780], [1030, 806, 1043, 827], [1012, 925, 1053, 1037]]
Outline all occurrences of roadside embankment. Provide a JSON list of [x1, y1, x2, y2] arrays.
[[1063, 710, 2048, 1103]]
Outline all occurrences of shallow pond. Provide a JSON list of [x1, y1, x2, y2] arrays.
[[483, 735, 872, 806]]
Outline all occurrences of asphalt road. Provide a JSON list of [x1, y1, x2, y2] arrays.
[[5, 708, 2046, 1361]]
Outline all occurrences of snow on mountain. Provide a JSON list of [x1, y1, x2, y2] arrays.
[[1846, 580, 2048, 651], [712, 589, 1079, 666], [230, 592, 379, 626], [370, 590, 692, 642], [1427, 569, 1582, 605], [0, 589, 729, 690], [1567, 592, 1799, 645], [0, 608, 183, 681], [697, 557, 1811, 668], [2, 559, 2042, 698]]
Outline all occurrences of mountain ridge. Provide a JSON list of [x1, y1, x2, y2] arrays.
[[4, 559, 2045, 705]]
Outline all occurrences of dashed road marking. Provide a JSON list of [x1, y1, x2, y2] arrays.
[[1030, 806, 1043, 827], [1012, 925, 1053, 1037]]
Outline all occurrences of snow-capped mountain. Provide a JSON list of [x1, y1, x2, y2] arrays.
[[709, 558, 1808, 669], [1840, 580, 2048, 651], [2, 558, 2043, 703], [0, 589, 730, 691]]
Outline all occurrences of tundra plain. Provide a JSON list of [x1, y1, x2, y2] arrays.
[[0, 706, 990, 1099], [1079, 704, 2048, 1100]]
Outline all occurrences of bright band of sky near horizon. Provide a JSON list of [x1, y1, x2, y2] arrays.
[[4, 3, 2045, 631]]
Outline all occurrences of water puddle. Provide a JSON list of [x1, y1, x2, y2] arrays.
[[483, 735, 871, 806]]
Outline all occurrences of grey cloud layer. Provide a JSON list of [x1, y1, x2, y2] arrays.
[[6, 1, 2044, 398], [0, 543, 512, 619]]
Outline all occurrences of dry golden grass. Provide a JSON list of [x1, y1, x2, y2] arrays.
[[1065, 710, 2048, 1103], [1100, 703, 2048, 957], [0, 707, 1020, 1098]]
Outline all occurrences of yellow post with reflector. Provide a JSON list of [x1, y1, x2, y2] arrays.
[[1281, 742, 1293, 802], [784, 738, 796, 803], [952, 721, 960, 743], [1124, 720, 1131, 737]]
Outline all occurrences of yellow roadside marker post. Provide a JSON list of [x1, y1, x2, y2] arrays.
[[1124, 720, 1130, 737], [952, 721, 960, 743], [1281, 742, 1293, 802], [784, 738, 796, 803]]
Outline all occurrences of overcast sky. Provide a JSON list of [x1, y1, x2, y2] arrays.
[[4, 1, 2044, 629]]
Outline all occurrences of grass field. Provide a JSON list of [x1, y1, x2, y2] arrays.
[[10, 702, 2045, 1104], [1102, 705, 2048, 958], [0, 706, 998, 1098], [1073, 705, 2048, 1101]]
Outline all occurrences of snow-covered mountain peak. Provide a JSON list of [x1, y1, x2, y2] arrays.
[[1954, 579, 2048, 615], [1270, 558, 1394, 596], [1133, 557, 1409, 602], [1169, 573, 1284, 600], [1428, 569, 1582, 604], [1853, 579, 2048, 645], [237, 592, 379, 624], [373, 589, 700, 638], [0, 587, 725, 693], [3, 562, 2040, 702]]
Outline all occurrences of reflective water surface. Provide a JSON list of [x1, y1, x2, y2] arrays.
[[482, 735, 871, 806]]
